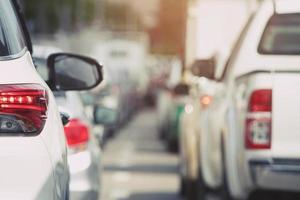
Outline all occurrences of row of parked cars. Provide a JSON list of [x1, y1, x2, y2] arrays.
[[0, 1, 129, 199], [158, 0, 300, 199]]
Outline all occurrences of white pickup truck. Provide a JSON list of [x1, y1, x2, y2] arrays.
[[201, 0, 300, 199], [179, 0, 255, 199]]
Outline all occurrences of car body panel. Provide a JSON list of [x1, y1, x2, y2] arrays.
[[272, 73, 300, 158], [0, 51, 69, 199], [213, 1, 300, 199]]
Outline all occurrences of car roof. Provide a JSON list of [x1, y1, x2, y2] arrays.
[[275, 0, 300, 14]]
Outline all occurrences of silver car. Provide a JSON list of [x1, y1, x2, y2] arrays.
[[55, 91, 102, 200], [33, 45, 102, 200]]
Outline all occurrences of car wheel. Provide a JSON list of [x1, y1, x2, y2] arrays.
[[65, 188, 69, 200], [185, 159, 199, 200], [158, 126, 166, 140], [248, 190, 282, 200], [179, 177, 187, 196], [220, 176, 232, 200], [167, 139, 178, 152], [220, 136, 233, 200], [197, 169, 211, 200], [186, 179, 198, 200]]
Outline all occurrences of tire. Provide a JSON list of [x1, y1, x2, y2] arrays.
[[65, 187, 70, 200], [179, 177, 187, 196], [186, 179, 198, 200], [220, 174, 232, 200], [220, 136, 233, 200], [197, 169, 211, 200], [248, 190, 283, 200], [167, 139, 178, 153], [158, 125, 167, 140]]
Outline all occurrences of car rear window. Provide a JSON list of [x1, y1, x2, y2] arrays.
[[34, 57, 49, 81], [0, 1, 26, 57], [53, 91, 66, 98], [259, 14, 300, 55]]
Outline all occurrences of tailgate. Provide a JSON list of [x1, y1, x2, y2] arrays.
[[272, 73, 300, 157]]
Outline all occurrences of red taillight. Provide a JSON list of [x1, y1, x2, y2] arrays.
[[0, 84, 48, 135], [248, 89, 272, 112], [64, 119, 89, 147], [200, 95, 213, 108], [246, 89, 272, 149]]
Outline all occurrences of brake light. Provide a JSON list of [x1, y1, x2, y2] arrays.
[[200, 95, 212, 108], [248, 89, 272, 112], [0, 84, 48, 135], [245, 89, 272, 149], [64, 118, 89, 147]]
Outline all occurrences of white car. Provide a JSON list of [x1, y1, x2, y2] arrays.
[[179, 58, 225, 199], [0, 1, 103, 199], [201, 0, 300, 199]]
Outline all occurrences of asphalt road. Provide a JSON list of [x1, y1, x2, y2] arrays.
[[100, 109, 300, 200], [101, 109, 182, 200]]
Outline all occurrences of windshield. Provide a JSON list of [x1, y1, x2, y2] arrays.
[[259, 14, 300, 55], [0, 0, 26, 57]]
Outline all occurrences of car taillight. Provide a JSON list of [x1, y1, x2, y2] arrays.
[[64, 118, 89, 148], [0, 84, 48, 135], [248, 89, 272, 112], [245, 89, 272, 149], [200, 95, 213, 108]]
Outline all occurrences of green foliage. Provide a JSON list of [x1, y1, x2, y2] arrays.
[[23, 0, 38, 19], [102, 1, 143, 31], [45, 0, 59, 33], [20, 0, 98, 34], [83, 0, 96, 24]]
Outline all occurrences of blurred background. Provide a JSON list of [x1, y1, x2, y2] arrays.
[[18, 0, 300, 200]]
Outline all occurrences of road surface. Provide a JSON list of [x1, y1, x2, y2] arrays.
[[100, 110, 300, 200], [101, 109, 182, 200]]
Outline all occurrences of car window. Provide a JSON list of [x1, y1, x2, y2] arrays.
[[53, 91, 66, 98], [34, 57, 49, 81], [259, 14, 300, 55], [79, 92, 96, 106], [0, 0, 26, 57]]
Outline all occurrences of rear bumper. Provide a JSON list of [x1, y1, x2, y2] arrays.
[[249, 159, 300, 191], [0, 136, 56, 200], [70, 191, 98, 200], [68, 151, 100, 200]]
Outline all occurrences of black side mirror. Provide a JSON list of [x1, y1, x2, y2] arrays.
[[93, 106, 118, 126], [47, 53, 103, 91], [190, 58, 215, 79], [173, 83, 190, 96]]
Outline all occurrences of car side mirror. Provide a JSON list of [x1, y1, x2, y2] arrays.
[[190, 58, 215, 80], [94, 106, 118, 126], [173, 83, 190, 96], [47, 53, 103, 91]]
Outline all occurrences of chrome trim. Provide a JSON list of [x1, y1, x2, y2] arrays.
[[0, 47, 27, 61], [246, 112, 271, 119], [269, 165, 300, 173], [250, 159, 300, 184]]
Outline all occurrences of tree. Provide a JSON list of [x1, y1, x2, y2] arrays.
[[20, 0, 99, 34], [102, 1, 143, 31], [148, 0, 187, 59]]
